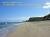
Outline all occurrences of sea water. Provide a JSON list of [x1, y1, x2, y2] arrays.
[[0, 22, 22, 37]]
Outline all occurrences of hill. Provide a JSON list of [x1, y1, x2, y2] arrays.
[[27, 14, 50, 22]]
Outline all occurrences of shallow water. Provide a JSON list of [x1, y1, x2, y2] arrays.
[[0, 22, 22, 37]]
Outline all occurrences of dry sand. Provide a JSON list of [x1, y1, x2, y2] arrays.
[[6, 21, 50, 37]]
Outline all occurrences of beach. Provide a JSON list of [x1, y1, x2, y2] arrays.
[[5, 21, 50, 37]]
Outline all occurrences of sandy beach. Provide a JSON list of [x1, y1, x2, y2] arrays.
[[6, 21, 50, 37]]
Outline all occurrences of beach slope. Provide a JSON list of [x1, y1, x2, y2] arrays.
[[6, 21, 50, 37]]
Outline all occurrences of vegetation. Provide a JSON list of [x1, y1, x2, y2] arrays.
[[27, 14, 50, 22], [43, 14, 50, 20]]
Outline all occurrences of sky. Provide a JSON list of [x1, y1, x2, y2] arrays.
[[0, 0, 50, 22]]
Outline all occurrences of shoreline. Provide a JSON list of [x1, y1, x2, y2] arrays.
[[6, 21, 50, 37], [0, 23, 23, 37]]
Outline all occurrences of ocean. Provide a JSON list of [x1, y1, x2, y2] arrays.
[[0, 22, 22, 37]]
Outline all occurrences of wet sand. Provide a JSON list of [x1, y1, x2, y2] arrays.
[[6, 21, 50, 37]]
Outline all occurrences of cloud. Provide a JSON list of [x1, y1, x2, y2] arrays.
[[0, 16, 30, 22], [43, 2, 50, 8], [0, 2, 40, 7], [0, 1, 42, 8], [17, 16, 30, 21], [0, 2, 24, 6]]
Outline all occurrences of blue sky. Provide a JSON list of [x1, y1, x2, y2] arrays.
[[0, 0, 50, 22]]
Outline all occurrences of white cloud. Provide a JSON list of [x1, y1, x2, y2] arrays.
[[0, 16, 30, 22], [43, 2, 50, 8], [17, 16, 30, 21], [0, 2, 24, 6], [0, 2, 34, 7]]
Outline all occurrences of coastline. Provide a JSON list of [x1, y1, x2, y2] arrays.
[[0, 22, 24, 37], [6, 21, 50, 37]]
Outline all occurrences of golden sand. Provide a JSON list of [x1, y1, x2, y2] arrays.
[[6, 21, 50, 37]]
